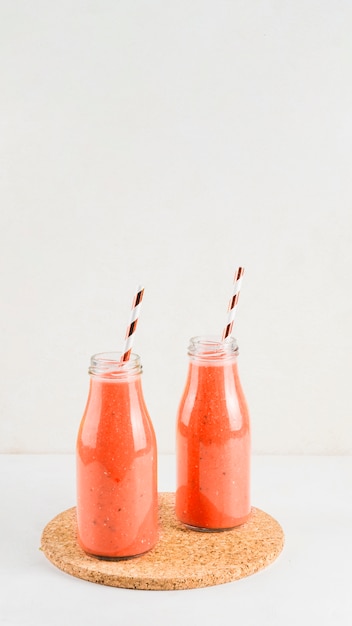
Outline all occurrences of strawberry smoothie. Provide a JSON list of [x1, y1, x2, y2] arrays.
[[176, 337, 251, 530], [76, 353, 158, 558]]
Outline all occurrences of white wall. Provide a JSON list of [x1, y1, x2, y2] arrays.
[[1, 0, 351, 454]]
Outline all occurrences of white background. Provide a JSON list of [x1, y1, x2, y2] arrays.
[[1, 0, 351, 455]]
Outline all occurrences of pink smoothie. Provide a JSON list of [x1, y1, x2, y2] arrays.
[[76, 364, 158, 558], [176, 355, 251, 530]]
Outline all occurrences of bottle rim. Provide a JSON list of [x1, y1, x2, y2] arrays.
[[188, 335, 239, 359], [88, 352, 142, 378]]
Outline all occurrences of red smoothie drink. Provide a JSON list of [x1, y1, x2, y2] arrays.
[[76, 352, 158, 558], [176, 337, 251, 530]]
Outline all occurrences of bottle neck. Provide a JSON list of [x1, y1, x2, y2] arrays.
[[88, 352, 142, 381], [187, 336, 239, 364]]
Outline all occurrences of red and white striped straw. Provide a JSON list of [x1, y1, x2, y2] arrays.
[[120, 285, 145, 362], [222, 267, 244, 341]]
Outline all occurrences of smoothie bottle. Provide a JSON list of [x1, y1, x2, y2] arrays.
[[176, 336, 251, 530], [76, 352, 158, 559]]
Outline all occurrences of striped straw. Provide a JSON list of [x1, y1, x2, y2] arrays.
[[222, 267, 244, 341], [120, 285, 145, 362]]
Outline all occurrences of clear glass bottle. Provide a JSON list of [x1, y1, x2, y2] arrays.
[[76, 352, 158, 559], [176, 336, 251, 531]]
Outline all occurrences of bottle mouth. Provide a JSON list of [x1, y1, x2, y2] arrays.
[[88, 352, 142, 378], [188, 335, 239, 359]]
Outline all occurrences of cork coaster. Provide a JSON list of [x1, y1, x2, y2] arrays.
[[41, 492, 284, 590]]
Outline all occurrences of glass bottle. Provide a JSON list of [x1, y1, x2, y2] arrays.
[[76, 352, 158, 559], [176, 336, 251, 531]]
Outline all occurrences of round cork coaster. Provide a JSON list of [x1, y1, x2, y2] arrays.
[[41, 492, 284, 590]]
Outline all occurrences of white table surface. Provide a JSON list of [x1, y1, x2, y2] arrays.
[[0, 454, 351, 626]]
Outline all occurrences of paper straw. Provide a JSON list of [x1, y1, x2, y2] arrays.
[[120, 285, 145, 362], [222, 267, 244, 341]]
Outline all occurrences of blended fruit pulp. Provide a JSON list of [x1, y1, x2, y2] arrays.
[[76, 375, 158, 558], [176, 359, 251, 529]]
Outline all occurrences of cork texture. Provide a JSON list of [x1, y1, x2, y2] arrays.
[[41, 492, 284, 590]]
